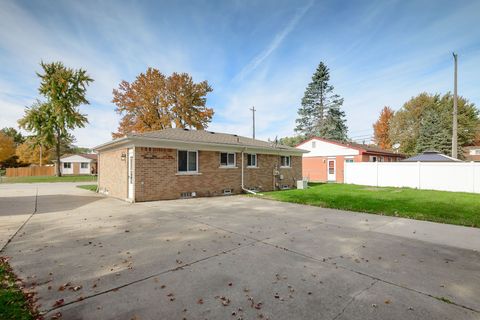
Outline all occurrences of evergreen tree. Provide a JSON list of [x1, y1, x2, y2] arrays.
[[415, 108, 451, 155], [320, 104, 348, 141], [295, 62, 348, 140]]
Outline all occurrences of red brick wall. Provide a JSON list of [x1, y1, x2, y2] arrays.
[[303, 154, 366, 183], [302, 157, 327, 181], [134, 147, 302, 201]]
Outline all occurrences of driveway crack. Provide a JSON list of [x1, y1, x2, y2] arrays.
[[258, 240, 480, 314], [332, 280, 378, 320], [43, 241, 255, 315]]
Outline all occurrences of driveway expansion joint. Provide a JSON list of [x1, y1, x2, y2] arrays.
[[259, 239, 480, 314], [0, 187, 38, 253], [43, 240, 257, 315], [164, 213, 480, 314]]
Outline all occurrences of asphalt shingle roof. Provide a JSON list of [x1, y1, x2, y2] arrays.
[[402, 151, 461, 162], [127, 128, 299, 152]]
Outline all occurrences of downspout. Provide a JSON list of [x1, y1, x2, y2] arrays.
[[241, 149, 261, 195]]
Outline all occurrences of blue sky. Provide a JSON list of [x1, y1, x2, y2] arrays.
[[1, 0, 479, 147]]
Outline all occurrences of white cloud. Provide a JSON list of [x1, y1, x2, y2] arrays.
[[232, 0, 314, 82]]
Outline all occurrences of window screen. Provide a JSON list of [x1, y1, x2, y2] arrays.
[[220, 152, 235, 166], [247, 154, 257, 167], [280, 156, 291, 167], [178, 150, 197, 172]]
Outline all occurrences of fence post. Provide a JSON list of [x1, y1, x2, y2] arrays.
[[417, 161, 421, 189], [376, 161, 379, 187], [472, 162, 476, 193]]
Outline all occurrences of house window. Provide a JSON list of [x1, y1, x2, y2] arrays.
[[81, 162, 89, 169], [312, 141, 316, 148], [63, 162, 71, 169], [473, 149, 480, 155], [220, 152, 236, 167], [178, 150, 198, 173], [280, 156, 291, 167], [370, 156, 377, 162], [247, 154, 257, 167], [345, 159, 354, 163]]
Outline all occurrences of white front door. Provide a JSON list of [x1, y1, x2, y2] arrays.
[[327, 159, 336, 181], [127, 149, 134, 200]]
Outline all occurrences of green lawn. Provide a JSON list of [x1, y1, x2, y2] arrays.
[[0, 175, 97, 184], [77, 184, 98, 192], [0, 257, 36, 320], [262, 183, 480, 228]]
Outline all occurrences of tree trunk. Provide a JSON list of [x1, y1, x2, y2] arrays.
[[56, 136, 62, 177]]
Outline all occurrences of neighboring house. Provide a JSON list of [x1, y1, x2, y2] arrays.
[[296, 137, 404, 183], [402, 150, 462, 162], [59, 154, 98, 175], [464, 146, 480, 162], [94, 128, 307, 202]]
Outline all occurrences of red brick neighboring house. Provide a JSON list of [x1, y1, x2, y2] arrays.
[[296, 137, 404, 183], [94, 128, 307, 202]]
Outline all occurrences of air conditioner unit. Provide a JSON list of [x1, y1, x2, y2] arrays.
[[297, 180, 308, 189]]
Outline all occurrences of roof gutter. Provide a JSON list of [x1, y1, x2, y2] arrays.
[[95, 136, 308, 156]]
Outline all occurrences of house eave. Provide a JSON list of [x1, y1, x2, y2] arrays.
[[95, 136, 308, 156]]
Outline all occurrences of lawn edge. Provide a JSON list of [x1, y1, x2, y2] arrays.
[[0, 256, 41, 320], [252, 193, 479, 229]]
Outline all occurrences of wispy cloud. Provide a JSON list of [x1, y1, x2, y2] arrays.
[[232, 0, 314, 82]]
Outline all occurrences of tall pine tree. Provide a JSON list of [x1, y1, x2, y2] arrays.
[[415, 107, 458, 156], [295, 62, 348, 140]]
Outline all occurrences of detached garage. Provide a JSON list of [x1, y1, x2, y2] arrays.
[[296, 137, 404, 183], [59, 154, 97, 175], [94, 128, 307, 202]]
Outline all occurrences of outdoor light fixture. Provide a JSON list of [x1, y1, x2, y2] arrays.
[[121, 152, 127, 161]]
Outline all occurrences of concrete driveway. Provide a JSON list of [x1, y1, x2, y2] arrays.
[[0, 183, 479, 320]]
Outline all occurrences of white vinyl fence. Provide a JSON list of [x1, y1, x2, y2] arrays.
[[344, 162, 480, 194]]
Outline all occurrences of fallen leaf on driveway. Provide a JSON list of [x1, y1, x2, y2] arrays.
[[51, 311, 62, 319], [219, 296, 230, 306], [53, 299, 64, 307]]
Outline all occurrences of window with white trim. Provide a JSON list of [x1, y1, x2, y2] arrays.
[[220, 152, 236, 167], [63, 162, 71, 169], [81, 162, 89, 169], [247, 154, 257, 167], [345, 159, 354, 163], [178, 150, 198, 173], [280, 156, 291, 167]]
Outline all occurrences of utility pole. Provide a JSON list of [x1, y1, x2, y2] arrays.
[[452, 52, 458, 159], [250, 106, 256, 139]]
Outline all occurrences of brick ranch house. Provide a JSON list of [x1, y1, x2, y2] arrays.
[[296, 137, 404, 183], [94, 128, 307, 202]]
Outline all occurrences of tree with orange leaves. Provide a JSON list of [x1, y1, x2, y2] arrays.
[[373, 106, 394, 150], [112, 68, 214, 138], [0, 132, 15, 163]]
